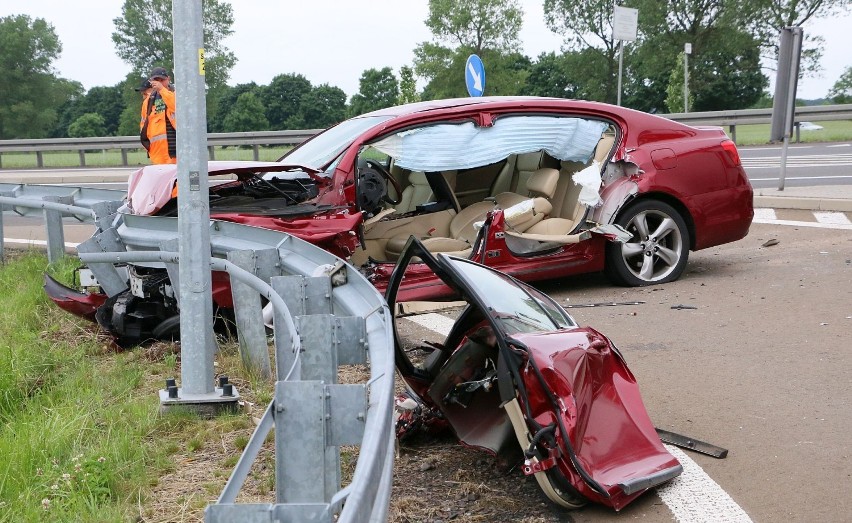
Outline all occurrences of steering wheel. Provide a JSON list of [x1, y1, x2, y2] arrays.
[[365, 159, 403, 205]]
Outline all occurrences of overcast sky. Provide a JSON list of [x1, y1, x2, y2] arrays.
[[2, 1, 850, 101]]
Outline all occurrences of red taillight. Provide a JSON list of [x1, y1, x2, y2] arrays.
[[721, 139, 741, 166]]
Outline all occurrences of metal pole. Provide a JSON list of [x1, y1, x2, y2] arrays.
[[617, 40, 624, 106], [173, 0, 215, 395], [683, 53, 689, 113], [778, 28, 803, 192]]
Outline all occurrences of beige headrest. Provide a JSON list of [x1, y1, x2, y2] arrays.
[[516, 151, 543, 172], [526, 168, 559, 198], [408, 171, 429, 185]]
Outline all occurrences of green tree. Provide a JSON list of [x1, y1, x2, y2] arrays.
[[208, 82, 262, 132], [665, 52, 693, 112], [262, 73, 313, 129], [349, 67, 399, 116], [0, 15, 81, 139], [827, 66, 852, 104], [221, 92, 268, 132], [54, 85, 124, 137], [543, 0, 624, 103], [301, 84, 347, 129], [522, 50, 610, 100], [67, 112, 107, 138], [398, 66, 420, 104], [414, 0, 526, 99], [744, 0, 851, 77], [112, 0, 236, 90]]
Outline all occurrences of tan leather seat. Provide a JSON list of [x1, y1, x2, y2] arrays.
[[396, 171, 432, 213], [494, 167, 559, 208], [385, 201, 494, 259]]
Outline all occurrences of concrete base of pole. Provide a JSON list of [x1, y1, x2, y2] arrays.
[[158, 387, 241, 418]]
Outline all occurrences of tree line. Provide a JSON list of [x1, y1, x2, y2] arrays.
[[1, 0, 850, 141]]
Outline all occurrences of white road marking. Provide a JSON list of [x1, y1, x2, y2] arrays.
[[407, 312, 752, 522], [752, 218, 852, 229], [749, 174, 852, 181], [813, 211, 852, 225], [752, 208, 777, 221], [1, 238, 80, 248], [826, 144, 852, 148], [659, 445, 753, 522], [405, 312, 458, 335]]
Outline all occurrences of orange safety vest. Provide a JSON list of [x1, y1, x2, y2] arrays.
[[140, 88, 177, 165]]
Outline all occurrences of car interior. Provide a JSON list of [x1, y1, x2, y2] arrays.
[[350, 120, 617, 266]]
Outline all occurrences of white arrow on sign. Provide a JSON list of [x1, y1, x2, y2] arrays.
[[467, 62, 483, 91]]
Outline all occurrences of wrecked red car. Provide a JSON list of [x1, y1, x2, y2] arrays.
[[47, 96, 753, 343], [128, 97, 752, 296], [387, 238, 682, 510]]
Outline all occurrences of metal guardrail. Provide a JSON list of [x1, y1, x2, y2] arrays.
[[2, 103, 850, 169], [0, 129, 321, 168], [0, 187, 396, 522], [662, 104, 852, 143]]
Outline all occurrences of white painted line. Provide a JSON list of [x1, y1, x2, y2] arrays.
[[2, 238, 80, 248], [405, 312, 458, 336], [749, 174, 852, 181], [813, 211, 852, 225], [409, 312, 751, 522], [826, 144, 852, 148], [659, 445, 752, 522], [753, 218, 852, 230], [752, 208, 777, 221]]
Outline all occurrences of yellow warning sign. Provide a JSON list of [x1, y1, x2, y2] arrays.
[[198, 48, 206, 76]]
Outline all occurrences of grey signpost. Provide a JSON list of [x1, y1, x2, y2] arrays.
[[613, 5, 638, 106], [160, 0, 238, 413], [771, 27, 804, 191], [684, 43, 692, 113]]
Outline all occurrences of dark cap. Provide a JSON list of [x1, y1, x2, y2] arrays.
[[149, 67, 169, 79], [134, 78, 152, 91]]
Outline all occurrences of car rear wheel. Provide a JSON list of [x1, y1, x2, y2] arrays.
[[605, 200, 690, 286]]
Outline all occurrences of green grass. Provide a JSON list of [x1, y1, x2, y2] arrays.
[[0, 251, 272, 521], [0, 145, 293, 170], [725, 120, 852, 146]]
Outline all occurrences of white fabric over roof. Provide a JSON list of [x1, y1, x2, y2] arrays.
[[372, 116, 609, 172]]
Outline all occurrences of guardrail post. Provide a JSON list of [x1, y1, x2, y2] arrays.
[[121, 149, 129, 166], [729, 124, 736, 144], [42, 195, 68, 263], [78, 150, 86, 167], [76, 233, 129, 297], [208, 146, 215, 160], [227, 249, 273, 379], [253, 144, 259, 161], [36, 151, 44, 168], [0, 197, 5, 264]]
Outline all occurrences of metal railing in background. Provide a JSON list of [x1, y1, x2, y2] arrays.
[[0, 183, 125, 263], [0, 188, 397, 522], [0, 129, 321, 168], [2, 104, 851, 169], [660, 104, 852, 143]]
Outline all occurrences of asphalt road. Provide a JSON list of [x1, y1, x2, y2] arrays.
[[399, 222, 852, 522], [740, 141, 852, 188]]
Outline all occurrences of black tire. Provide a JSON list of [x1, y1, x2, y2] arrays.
[[152, 315, 181, 340], [605, 200, 690, 286]]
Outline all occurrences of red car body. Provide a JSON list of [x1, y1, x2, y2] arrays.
[[141, 97, 751, 301], [46, 97, 753, 344]]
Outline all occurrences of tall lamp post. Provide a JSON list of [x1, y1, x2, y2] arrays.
[[683, 42, 692, 112]]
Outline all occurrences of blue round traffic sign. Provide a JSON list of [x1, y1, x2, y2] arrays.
[[465, 54, 486, 97]]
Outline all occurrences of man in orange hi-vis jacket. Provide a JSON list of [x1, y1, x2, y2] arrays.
[[139, 67, 177, 165]]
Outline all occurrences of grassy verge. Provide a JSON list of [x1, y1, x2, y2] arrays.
[[0, 146, 293, 170], [0, 251, 274, 522], [722, 120, 852, 146]]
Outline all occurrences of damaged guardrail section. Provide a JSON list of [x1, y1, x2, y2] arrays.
[[1, 187, 397, 522]]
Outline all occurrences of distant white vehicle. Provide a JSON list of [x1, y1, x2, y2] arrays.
[[799, 121, 824, 131]]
